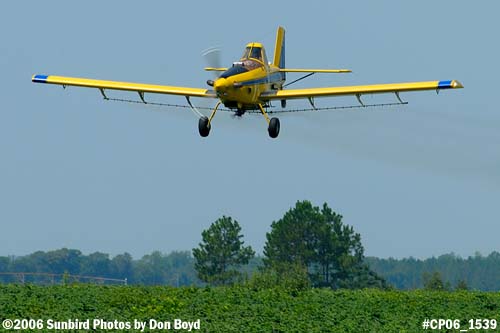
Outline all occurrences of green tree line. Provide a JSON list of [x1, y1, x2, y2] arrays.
[[365, 252, 500, 291], [0, 249, 201, 286], [1, 201, 499, 290], [2, 250, 500, 290]]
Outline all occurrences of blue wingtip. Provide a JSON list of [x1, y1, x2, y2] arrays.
[[437, 80, 453, 89], [32, 74, 49, 83]]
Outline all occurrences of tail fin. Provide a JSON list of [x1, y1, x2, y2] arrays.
[[273, 26, 286, 80]]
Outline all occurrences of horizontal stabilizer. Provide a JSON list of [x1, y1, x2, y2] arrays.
[[279, 68, 352, 73], [204, 67, 228, 72]]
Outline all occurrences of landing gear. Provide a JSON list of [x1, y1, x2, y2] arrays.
[[268, 117, 280, 138], [197, 101, 222, 137], [196, 102, 281, 139], [198, 116, 210, 137], [258, 104, 280, 139]]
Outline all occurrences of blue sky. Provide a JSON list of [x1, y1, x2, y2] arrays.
[[1, 1, 499, 259]]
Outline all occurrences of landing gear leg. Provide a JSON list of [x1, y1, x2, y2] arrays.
[[258, 104, 280, 138], [198, 101, 221, 137]]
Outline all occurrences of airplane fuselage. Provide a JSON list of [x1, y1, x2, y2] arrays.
[[211, 43, 284, 111]]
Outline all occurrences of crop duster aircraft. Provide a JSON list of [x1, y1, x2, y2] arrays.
[[32, 27, 463, 138]]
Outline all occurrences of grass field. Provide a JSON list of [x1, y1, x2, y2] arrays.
[[0, 285, 499, 332]]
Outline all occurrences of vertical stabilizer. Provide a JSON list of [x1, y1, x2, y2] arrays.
[[273, 27, 286, 80]]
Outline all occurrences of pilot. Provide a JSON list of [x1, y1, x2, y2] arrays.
[[250, 47, 262, 61]]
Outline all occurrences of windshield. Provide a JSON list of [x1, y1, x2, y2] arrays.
[[241, 47, 251, 59], [241, 46, 264, 62], [220, 64, 248, 78], [250, 47, 262, 61]]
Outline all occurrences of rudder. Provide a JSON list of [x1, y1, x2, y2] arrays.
[[273, 26, 286, 80]]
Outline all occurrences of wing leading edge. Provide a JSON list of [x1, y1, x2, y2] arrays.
[[261, 80, 463, 100], [32, 75, 216, 98]]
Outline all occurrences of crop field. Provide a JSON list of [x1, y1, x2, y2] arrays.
[[0, 285, 499, 332]]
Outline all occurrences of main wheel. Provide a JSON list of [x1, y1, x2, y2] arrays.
[[268, 117, 280, 138], [198, 116, 211, 137]]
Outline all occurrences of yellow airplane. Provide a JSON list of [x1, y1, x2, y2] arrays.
[[32, 27, 463, 138]]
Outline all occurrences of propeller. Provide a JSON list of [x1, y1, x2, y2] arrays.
[[202, 46, 222, 81], [198, 47, 223, 112]]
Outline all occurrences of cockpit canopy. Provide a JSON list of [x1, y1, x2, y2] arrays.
[[241, 43, 268, 65], [219, 43, 268, 79]]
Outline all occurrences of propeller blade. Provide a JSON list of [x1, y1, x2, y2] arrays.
[[202, 47, 222, 78]]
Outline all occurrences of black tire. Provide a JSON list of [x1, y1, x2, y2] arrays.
[[198, 116, 211, 137], [268, 117, 280, 138]]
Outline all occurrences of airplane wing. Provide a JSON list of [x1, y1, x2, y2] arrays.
[[32, 74, 216, 99], [261, 80, 463, 100]]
